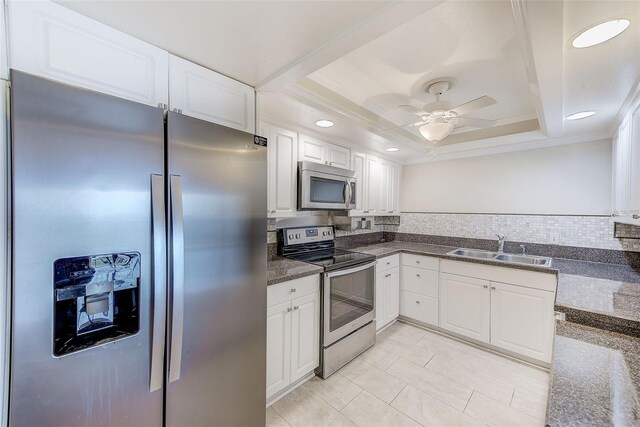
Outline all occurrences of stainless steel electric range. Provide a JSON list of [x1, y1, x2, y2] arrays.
[[278, 226, 377, 378]]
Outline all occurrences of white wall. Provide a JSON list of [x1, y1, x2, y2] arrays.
[[401, 139, 612, 215]]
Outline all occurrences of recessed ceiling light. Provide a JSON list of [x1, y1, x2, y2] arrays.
[[386, 147, 400, 152], [566, 111, 596, 121], [571, 19, 630, 48], [315, 119, 334, 128]]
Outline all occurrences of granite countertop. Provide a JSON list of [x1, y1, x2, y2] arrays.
[[546, 321, 640, 426], [344, 241, 560, 274], [267, 256, 323, 286]]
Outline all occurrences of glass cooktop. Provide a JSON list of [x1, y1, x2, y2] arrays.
[[286, 249, 376, 271]]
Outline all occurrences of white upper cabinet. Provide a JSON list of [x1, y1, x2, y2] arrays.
[[364, 155, 379, 214], [298, 135, 350, 168], [9, 1, 169, 107], [298, 135, 325, 164], [378, 159, 391, 213], [0, 4, 8, 80], [267, 124, 298, 218], [390, 162, 401, 215], [169, 55, 255, 133], [325, 143, 350, 169]]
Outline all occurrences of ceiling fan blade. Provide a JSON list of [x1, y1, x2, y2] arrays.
[[454, 117, 497, 129], [397, 105, 431, 116], [381, 120, 426, 131], [449, 96, 496, 116]]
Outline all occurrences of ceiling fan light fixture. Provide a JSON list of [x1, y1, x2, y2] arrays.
[[419, 122, 454, 141], [571, 19, 630, 48]]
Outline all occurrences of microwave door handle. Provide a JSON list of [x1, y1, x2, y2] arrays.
[[342, 181, 351, 208], [346, 181, 353, 207]]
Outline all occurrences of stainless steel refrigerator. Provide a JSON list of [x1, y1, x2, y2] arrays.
[[9, 70, 267, 426]]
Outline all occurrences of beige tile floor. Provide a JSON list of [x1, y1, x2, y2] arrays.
[[267, 321, 549, 427]]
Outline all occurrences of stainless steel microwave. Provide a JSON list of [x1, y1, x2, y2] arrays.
[[298, 161, 356, 210]]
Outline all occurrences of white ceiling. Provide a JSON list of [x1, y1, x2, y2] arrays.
[[55, 0, 640, 163], [307, 0, 537, 135]]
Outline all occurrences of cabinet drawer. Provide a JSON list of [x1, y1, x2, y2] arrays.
[[401, 266, 438, 298], [268, 275, 320, 307], [400, 291, 438, 326], [378, 254, 399, 272], [401, 253, 439, 270]]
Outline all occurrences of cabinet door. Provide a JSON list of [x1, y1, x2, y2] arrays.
[[298, 135, 325, 164], [9, 1, 169, 107], [266, 301, 291, 399], [439, 273, 490, 343], [290, 292, 320, 382], [350, 151, 366, 215], [365, 155, 379, 214], [385, 267, 400, 324], [378, 159, 391, 214], [400, 291, 438, 326], [325, 143, 350, 168], [390, 162, 401, 214], [0, 3, 7, 80], [169, 55, 255, 133], [375, 272, 386, 331], [267, 126, 298, 217], [490, 282, 555, 362]]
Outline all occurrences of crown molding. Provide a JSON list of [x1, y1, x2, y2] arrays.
[[405, 131, 611, 164]]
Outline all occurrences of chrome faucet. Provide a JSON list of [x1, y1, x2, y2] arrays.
[[496, 234, 506, 253], [520, 245, 527, 256]]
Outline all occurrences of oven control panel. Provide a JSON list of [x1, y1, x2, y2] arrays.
[[283, 226, 334, 246]]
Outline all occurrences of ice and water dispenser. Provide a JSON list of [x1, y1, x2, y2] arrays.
[[53, 252, 141, 356]]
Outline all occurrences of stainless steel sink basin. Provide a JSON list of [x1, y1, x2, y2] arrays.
[[448, 249, 498, 259], [447, 248, 552, 267], [494, 254, 551, 266]]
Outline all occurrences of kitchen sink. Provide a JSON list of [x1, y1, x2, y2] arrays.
[[447, 248, 552, 267], [494, 254, 551, 266], [448, 249, 499, 259]]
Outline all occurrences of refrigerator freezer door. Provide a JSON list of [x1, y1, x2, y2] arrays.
[[166, 112, 267, 426], [10, 71, 165, 426]]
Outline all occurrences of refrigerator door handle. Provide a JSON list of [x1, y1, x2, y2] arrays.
[[169, 175, 185, 383], [150, 174, 167, 392]]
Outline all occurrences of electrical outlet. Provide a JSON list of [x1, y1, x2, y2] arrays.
[[550, 232, 560, 245]]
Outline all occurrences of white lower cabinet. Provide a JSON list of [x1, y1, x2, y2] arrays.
[[266, 275, 320, 400], [439, 273, 491, 343], [399, 254, 440, 327], [375, 255, 400, 331], [490, 281, 555, 362], [439, 260, 556, 363], [266, 301, 291, 398], [290, 292, 321, 382], [400, 291, 438, 325]]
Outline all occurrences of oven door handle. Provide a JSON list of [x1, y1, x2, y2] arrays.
[[325, 260, 377, 278]]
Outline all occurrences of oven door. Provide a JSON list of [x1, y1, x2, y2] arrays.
[[323, 261, 376, 346], [300, 169, 355, 210]]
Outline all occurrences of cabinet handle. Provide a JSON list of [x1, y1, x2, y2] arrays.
[[483, 285, 489, 289], [416, 300, 420, 304], [491, 286, 496, 290], [388, 210, 393, 213], [293, 306, 299, 310], [386, 262, 391, 265], [290, 288, 296, 293], [416, 274, 421, 277], [287, 307, 292, 312], [416, 261, 420, 264]]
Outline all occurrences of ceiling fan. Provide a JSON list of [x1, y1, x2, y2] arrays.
[[388, 79, 497, 142]]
